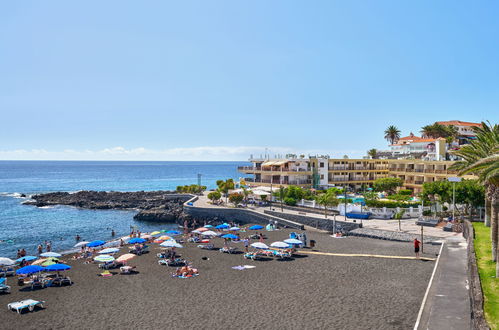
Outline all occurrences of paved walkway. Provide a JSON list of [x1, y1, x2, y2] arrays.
[[300, 250, 436, 261], [416, 236, 471, 330]]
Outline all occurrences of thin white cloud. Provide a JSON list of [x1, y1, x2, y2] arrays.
[[0, 146, 365, 161]]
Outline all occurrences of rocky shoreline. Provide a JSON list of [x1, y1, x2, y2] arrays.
[[23, 190, 193, 223]]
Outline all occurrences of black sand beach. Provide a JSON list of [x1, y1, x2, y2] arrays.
[[0, 229, 439, 330]]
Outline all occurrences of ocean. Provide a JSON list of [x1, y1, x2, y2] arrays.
[[0, 161, 247, 257]]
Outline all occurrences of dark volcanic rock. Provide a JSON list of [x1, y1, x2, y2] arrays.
[[23, 190, 193, 223]]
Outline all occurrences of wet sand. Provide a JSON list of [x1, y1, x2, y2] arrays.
[[0, 229, 439, 329]]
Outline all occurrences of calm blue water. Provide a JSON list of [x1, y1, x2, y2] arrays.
[[0, 161, 247, 257]]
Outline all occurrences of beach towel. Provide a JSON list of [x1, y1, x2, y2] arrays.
[[172, 274, 199, 279]]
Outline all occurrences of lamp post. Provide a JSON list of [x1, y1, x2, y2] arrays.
[[448, 177, 462, 221]]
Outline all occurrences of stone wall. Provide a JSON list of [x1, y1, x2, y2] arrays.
[[463, 220, 489, 330], [183, 198, 304, 230], [264, 210, 360, 232]]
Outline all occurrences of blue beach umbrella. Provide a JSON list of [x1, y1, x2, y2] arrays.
[[166, 230, 181, 236], [16, 256, 38, 263], [216, 224, 229, 229], [87, 240, 106, 248], [129, 238, 146, 244], [204, 225, 214, 228], [16, 265, 45, 275], [221, 234, 238, 240], [44, 264, 71, 271], [249, 225, 264, 230]]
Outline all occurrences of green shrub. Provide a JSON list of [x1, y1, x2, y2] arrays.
[[398, 189, 412, 195], [422, 210, 432, 216], [284, 197, 297, 206], [228, 193, 244, 206]]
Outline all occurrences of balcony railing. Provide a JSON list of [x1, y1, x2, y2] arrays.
[[246, 179, 312, 185]]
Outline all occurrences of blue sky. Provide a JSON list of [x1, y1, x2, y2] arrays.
[[1, 1, 498, 160]]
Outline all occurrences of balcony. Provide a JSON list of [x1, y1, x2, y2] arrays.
[[245, 178, 312, 185]]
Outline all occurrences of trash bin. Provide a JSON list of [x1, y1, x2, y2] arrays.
[[310, 240, 316, 248]]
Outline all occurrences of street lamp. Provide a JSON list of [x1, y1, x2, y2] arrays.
[[448, 177, 462, 221]]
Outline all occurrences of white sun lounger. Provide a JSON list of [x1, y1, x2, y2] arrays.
[[7, 299, 45, 314]]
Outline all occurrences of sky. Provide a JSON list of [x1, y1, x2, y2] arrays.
[[0, 1, 498, 161]]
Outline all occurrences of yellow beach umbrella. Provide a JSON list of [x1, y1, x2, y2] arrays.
[[158, 235, 172, 241], [150, 231, 161, 236]]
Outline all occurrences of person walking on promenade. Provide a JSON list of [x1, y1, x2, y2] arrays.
[[414, 238, 421, 259]]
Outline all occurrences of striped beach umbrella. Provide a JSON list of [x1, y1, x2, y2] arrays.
[[94, 255, 115, 263]]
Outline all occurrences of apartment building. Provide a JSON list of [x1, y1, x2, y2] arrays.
[[239, 156, 475, 194]]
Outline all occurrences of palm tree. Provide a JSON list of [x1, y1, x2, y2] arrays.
[[315, 190, 339, 218], [384, 126, 401, 145], [367, 149, 377, 159], [450, 122, 499, 273]]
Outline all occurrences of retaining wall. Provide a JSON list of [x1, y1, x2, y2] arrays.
[[183, 198, 304, 230], [463, 220, 489, 330]]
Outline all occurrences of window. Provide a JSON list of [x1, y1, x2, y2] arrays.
[[320, 174, 324, 179], [320, 162, 324, 168]]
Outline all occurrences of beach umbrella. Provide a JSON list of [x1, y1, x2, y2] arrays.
[[94, 255, 115, 263], [196, 227, 209, 232], [251, 242, 269, 249], [153, 239, 164, 244], [42, 260, 59, 267], [87, 240, 106, 248], [44, 264, 71, 271], [140, 234, 152, 239], [284, 238, 303, 245], [166, 230, 181, 236], [201, 231, 219, 237], [191, 230, 201, 234], [150, 231, 161, 236], [216, 224, 230, 230], [0, 257, 15, 266], [99, 248, 120, 254], [15, 256, 37, 263], [16, 265, 44, 275], [204, 225, 214, 228], [270, 241, 289, 248], [40, 252, 62, 258], [32, 258, 56, 265], [74, 241, 90, 248], [116, 254, 135, 263], [221, 234, 238, 240], [229, 227, 240, 231], [249, 225, 264, 230], [120, 236, 131, 242], [129, 238, 146, 244], [158, 235, 172, 241], [160, 241, 183, 248]]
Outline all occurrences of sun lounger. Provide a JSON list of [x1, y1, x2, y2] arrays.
[[1, 267, 15, 277], [49, 276, 72, 287], [0, 278, 11, 294], [243, 252, 260, 261], [31, 278, 46, 290], [8, 299, 44, 314], [219, 246, 237, 254], [120, 266, 136, 274], [197, 244, 216, 250]]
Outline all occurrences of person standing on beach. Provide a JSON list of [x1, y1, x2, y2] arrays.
[[243, 238, 249, 253], [37, 244, 43, 255], [46, 241, 52, 252], [414, 238, 421, 259]]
